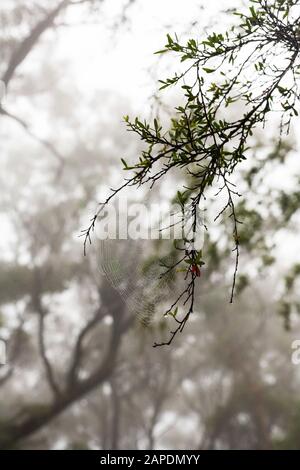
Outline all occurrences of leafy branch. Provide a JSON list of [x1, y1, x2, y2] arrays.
[[83, 0, 300, 346]]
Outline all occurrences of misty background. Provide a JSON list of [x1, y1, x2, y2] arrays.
[[1, 0, 300, 450]]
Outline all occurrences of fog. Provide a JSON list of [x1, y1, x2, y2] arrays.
[[1, 0, 300, 450]]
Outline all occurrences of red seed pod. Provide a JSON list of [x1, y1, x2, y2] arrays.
[[191, 264, 201, 277]]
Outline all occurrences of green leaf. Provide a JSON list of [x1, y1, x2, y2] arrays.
[[203, 67, 215, 74], [154, 49, 168, 55]]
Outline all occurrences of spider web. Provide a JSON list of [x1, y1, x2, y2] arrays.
[[97, 237, 177, 326]]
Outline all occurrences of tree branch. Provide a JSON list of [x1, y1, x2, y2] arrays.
[[37, 309, 62, 399], [0, 311, 132, 449], [67, 306, 106, 388], [1, 0, 70, 88], [0, 106, 65, 164]]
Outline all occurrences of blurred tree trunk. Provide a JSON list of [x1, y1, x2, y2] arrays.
[[0, 303, 133, 449], [110, 379, 121, 450]]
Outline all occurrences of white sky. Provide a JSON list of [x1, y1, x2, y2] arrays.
[[55, 0, 232, 111]]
